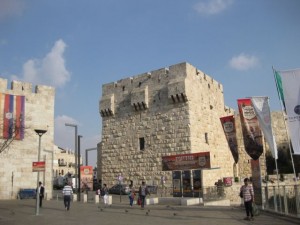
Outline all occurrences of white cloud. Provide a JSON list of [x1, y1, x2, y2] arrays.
[[229, 53, 259, 71], [54, 115, 79, 151], [12, 39, 71, 88], [194, 0, 233, 15], [0, 0, 25, 22]]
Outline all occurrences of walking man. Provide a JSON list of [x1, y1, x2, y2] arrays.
[[62, 182, 73, 211], [138, 181, 149, 209]]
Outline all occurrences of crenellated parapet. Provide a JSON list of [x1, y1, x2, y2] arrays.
[[100, 62, 226, 117], [0, 78, 55, 96]]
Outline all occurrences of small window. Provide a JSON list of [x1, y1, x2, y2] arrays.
[[139, 137, 145, 151], [205, 133, 209, 144]]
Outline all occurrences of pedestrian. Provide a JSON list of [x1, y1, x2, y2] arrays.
[[36, 181, 45, 207], [138, 181, 149, 209], [240, 178, 254, 221], [128, 184, 135, 207], [102, 184, 109, 206], [96, 187, 101, 201], [62, 182, 73, 211]]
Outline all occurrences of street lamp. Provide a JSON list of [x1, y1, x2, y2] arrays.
[[77, 135, 83, 201], [85, 147, 97, 166], [34, 129, 47, 216], [65, 123, 77, 191]]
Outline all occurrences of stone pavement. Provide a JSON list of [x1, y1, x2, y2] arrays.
[[0, 197, 299, 225]]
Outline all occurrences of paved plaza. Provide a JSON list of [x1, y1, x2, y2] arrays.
[[0, 196, 299, 225]]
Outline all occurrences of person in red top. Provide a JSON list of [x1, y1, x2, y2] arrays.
[[240, 178, 254, 221]]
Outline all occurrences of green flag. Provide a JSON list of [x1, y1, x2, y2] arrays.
[[274, 70, 286, 110]]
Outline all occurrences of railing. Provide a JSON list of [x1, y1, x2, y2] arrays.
[[262, 184, 300, 217], [157, 185, 226, 201]]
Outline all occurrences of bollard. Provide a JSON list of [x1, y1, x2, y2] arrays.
[[108, 195, 112, 205], [95, 195, 99, 204], [73, 194, 77, 202], [83, 194, 87, 203]]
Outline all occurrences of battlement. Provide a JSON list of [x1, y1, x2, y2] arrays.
[[0, 78, 55, 95], [102, 62, 223, 96]]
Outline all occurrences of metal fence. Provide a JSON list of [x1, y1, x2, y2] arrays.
[[262, 184, 300, 217]]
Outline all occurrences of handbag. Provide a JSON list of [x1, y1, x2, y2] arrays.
[[137, 197, 141, 205], [252, 203, 260, 216], [239, 190, 243, 198]]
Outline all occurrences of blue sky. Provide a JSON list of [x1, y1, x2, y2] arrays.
[[0, 0, 299, 167]]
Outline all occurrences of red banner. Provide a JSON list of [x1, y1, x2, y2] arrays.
[[237, 98, 263, 160], [80, 166, 93, 191], [220, 115, 239, 163], [162, 152, 210, 171], [32, 161, 45, 172]]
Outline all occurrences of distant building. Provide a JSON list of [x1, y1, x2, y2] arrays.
[[52, 146, 81, 178]]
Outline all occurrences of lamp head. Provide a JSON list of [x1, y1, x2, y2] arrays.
[[34, 129, 47, 136]]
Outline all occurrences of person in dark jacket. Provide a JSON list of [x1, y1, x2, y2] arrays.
[[37, 181, 45, 207]]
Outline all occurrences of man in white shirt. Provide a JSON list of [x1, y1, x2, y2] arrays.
[[62, 182, 73, 211]]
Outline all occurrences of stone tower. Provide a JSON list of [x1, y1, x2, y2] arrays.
[[98, 62, 247, 188], [0, 79, 55, 199]]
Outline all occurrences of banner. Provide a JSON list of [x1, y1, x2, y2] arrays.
[[162, 152, 210, 171], [220, 115, 239, 163], [2, 94, 25, 140], [251, 97, 278, 159], [80, 166, 93, 191], [277, 69, 300, 155], [237, 98, 263, 160]]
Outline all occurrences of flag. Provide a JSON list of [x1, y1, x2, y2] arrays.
[[251, 96, 278, 159], [277, 69, 300, 155], [237, 98, 263, 160], [2, 94, 25, 140], [274, 70, 286, 110], [220, 115, 239, 163]]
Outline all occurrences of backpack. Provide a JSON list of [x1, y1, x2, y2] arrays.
[[100, 188, 106, 196], [239, 186, 243, 198], [239, 190, 243, 198]]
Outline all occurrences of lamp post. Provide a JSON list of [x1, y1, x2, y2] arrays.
[[34, 129, 47, 216], [85, 147, 97, 166], [78, 135, 83, 200], [65, 123, 78, 191]]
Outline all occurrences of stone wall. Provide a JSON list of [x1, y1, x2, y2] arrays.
[[98, 62, 255, 188], [0, 79, 55, 199]]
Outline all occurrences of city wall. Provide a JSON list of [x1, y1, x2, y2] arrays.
[[0, 78, 55, 199]]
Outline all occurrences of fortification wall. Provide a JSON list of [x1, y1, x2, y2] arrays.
[[0, 78, 55, 199], [99, 62, 243, 188]]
